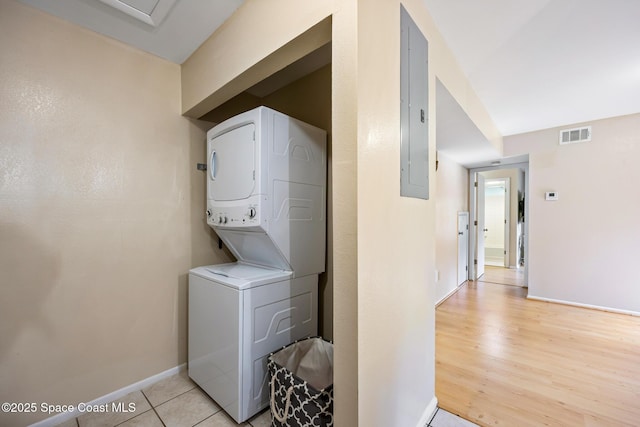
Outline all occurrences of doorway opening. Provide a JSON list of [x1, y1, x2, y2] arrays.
[[469, 163, 528, 286], [483, 177, 509, 267]]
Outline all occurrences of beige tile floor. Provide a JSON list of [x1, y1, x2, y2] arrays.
[[55, 371, 271, 427], [54, 370, 476, 427], [427, 408, 479, 427]]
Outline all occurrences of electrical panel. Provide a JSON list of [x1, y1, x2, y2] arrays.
[[400, 5, 429, 200]]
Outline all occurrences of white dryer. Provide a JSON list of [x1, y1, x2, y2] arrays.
[[189, 107, 327, 423], [205, 106, 327, 277]]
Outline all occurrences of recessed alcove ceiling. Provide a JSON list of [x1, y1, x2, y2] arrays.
[[200, 44, 332, 125], [246, 43, 331, 98]]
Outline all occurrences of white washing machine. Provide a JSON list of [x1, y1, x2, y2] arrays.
[[189, 263, 317, 423]]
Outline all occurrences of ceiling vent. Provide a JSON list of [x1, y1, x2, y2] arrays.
[[98, 0, 177, 27], [559, 126, 591, 145]]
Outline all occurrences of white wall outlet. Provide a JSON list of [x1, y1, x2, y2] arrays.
[[545, 191, 558, 201]]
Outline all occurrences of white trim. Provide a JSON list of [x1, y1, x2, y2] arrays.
[[503, 177, 510, 268], [416, 396, 439, 427], [97, 0, 177, 27], [469, 162, 529, 286], [436, 281, 466, 307], [457, 211, 470, 285], [526, 295, 640, 317], [468, 171, 476, 280], [29, 364, 186, 427]]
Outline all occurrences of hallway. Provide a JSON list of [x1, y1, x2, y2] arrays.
[[477, 265, 526, 287]]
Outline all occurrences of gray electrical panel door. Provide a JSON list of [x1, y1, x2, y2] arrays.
[[400, 5, 429, 199]]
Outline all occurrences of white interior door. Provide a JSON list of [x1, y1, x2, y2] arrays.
[[503, 178, 510, 267], [476, 174, 486, 279], [484, 178, 507, 267], [458, 212, 469, 286]]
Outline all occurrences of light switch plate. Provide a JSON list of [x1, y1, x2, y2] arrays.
[[545, 192, 558, 201]]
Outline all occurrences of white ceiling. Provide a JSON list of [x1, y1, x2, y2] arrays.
[[19, 0, 640, 167], [18, 0, 245, 64], [425, 0, 640, 136], [435, 79, 529, 169]]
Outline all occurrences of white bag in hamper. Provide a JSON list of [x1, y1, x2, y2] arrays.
[[268, 337, 334, 427]]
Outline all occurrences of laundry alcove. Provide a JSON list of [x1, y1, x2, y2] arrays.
[[184, 20, 334, 341]]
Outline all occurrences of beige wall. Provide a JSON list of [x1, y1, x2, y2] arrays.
[[504, 113, 640, 313], [0, 2, 228, 425], [480, 168, 522, 268], [356, 0, 500, 424], [356, 1, 436, 424], [329, 3, 359, 424], [435, 153, 469, 303]]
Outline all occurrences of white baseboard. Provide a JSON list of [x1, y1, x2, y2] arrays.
[[436, 282, 466, 307], [29, 364, 186, 427], [527, 295, 640, 317], [416, 396, 438, 427]]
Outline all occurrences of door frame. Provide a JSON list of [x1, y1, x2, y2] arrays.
[[476, 173, 486, 279], [457, 211, 469, 285], [469, 162, 529, 285]]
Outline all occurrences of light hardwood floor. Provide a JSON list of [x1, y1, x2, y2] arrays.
[[478, 265, 526, 287], [436, 275, 640, 426]]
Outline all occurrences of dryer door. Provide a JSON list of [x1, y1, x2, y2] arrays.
[[208, 123, 256, 201]]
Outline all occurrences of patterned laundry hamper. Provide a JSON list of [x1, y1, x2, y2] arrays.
[[268, 336, 334, 427]]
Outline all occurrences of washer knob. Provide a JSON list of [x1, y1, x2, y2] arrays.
[[248, 207, 256, 219], [206, 209, 212, 218]]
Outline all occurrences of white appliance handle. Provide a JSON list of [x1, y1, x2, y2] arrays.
[[209, 150, 216, 180]]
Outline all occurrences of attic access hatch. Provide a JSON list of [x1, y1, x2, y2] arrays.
[[98, 0, 176, 26]]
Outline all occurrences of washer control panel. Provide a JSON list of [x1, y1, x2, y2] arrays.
[[207, 203, 261, 228]]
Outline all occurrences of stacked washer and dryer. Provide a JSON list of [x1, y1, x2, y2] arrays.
[[188, 107, 327, 423]]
